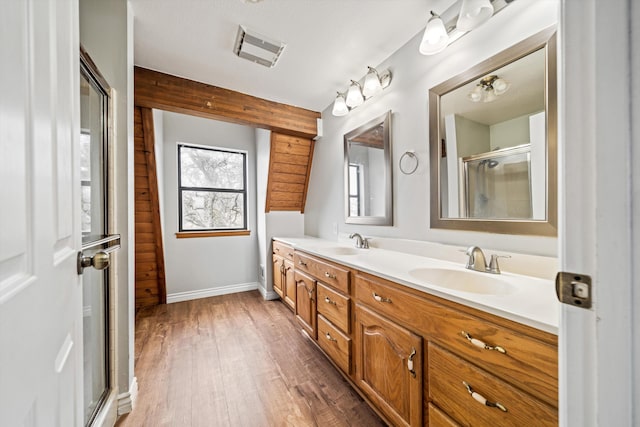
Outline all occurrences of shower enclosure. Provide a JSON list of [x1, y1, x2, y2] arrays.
[[461, 144, 533, 219]]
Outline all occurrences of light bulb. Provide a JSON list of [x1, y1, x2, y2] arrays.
[[362, 67, 382, 97], [456, 0, 494, 32], [482, 90, 496, 103], [332, 93, 349, 116], [345, 81, 364, 108], [419, 12, 449, 55], [492, 77, 510, 95], [467, 85, 482, 102]]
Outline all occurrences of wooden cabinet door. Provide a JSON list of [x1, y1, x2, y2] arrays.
[[283, 259, 296, 309], [272, 254, 284, 298], [355, 304, 422, 427], [295, 271, 316, 339]]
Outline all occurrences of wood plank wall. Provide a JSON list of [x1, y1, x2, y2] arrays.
[[265, 133, 315, 212], [134, 107, 167, 308]]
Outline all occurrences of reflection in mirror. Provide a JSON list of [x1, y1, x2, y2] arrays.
[[344, 111, 392, 225], [430, 28, 557, 236]]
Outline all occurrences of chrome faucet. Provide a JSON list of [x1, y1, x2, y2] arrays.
[[349, 233, 369, 249], [465, 246, 510, 274]]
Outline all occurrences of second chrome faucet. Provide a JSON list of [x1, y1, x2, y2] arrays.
[[349, 233, 369, 249], [465, 246, 510, 274]]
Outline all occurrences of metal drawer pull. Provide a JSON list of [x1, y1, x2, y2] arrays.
[[298, 260, 308, 267], [407, 347, 416, 378], [461, 331, 507, 354], [324, 296, 337, 305], [372, 292, 392, 303], [287, 252, 294, 257], [463, 381, 507, 412], [324, 271, 336, 279], [325, 333, 337, 342]]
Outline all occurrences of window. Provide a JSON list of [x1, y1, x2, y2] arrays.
[[178, 144, 247, 233], [348, 163, 361, 216]]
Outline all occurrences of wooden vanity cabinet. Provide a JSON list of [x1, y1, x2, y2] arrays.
[[272, 241, 295, 310], [277, 242, 558, 426], [294, 270, 316, 339], [354, 303, 423, 427]]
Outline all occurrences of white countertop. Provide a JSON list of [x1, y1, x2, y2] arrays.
[[274, 236, 559, 334]]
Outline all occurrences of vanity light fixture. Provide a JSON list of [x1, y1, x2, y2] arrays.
[[456, 0, 494, 31], [331, 67, 392, 116], [419, 0, 514, 56], [345, 80, 365, 108], [467, 75, 510, 103], [419, 12, 449, 55]]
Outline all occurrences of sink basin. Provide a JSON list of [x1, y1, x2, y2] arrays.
[[320, 246, 361, 256], [408, 268, 514, 295]]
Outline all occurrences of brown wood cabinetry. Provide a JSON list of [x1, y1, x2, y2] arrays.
[[355, 304, 423, 427], [272, 242, 295, 310], [272, 241, 558, 426], [295, 270, 316, 339]]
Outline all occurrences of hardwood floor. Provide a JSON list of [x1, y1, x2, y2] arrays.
[[116, 290, 385, 427]]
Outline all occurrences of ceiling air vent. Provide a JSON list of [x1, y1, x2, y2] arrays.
[[233, 26, 286, 68]]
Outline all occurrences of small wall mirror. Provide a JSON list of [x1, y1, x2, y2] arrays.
[[344, 110, 392, 225], [429, 28, 557, 236]]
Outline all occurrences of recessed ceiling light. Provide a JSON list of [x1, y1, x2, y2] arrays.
[[233, 26, 286, 68]]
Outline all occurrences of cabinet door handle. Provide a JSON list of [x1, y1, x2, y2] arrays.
[[461, 331, 507, 354], [324, 271, 336, 279], [407, 347, 416, 378], [305, 286, 314, 299], [463, 381, 507, 412], [325, 333, 337, 342], [372, 292, 392, 303], [298, 260, 308, 267], [324, 296, 337, 305], [285, 266, 292, 272]]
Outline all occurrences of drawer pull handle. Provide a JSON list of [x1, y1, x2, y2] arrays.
[[461, 331, 507, 354], [324, 296, 337, 305], [298, 260, 308, 267], [407, 347, 416, 378], [463, 381, 507, 412], [287, 252, 294, 257], [324, 272, 336, 279], [325, 333, 337, 342], [275, 247, 280, 252], [372, 292, 392, 303]]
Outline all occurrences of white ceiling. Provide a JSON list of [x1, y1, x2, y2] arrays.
[[130, 0, 453, 112]]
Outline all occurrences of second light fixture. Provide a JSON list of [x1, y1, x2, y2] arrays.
[[332, 66, 392, 117]]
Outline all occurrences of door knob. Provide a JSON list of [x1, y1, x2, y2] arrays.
[[77, 251, 110, 274]]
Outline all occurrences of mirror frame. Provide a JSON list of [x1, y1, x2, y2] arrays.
[[429, 27, 557, 236], [344, 110, 393, 225]]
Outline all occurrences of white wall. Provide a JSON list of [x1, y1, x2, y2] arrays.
[[161, 111, 259, 299], [305, 0, 558, 256]]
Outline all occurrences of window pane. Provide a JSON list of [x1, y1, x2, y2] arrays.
[[349, 197, 359, 216], [180, 147, 244, 189], [349, 164, 359, 195], [181, 191, 245, 230]]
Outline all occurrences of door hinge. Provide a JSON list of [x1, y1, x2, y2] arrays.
[[555, 272, 592, 309]]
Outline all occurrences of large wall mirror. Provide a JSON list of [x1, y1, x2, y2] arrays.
[[344, 110, 392, 225], [429, 28, 557, 236]]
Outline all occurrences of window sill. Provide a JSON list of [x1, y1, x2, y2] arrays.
[[175, 230, 251, 239]]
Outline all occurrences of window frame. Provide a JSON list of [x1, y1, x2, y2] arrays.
[[177, 143, 248, 234]]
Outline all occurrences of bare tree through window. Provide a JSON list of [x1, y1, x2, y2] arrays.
[[178, 145, 247, 231]]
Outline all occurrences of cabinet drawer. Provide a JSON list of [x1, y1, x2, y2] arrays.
[[294, 251, 349, 294], [272, 241, 294, 261], [429, 344, 557, 427], [428, 403, 460, 427], [356, 273, 558, 407], [316, 283, 350, 334], [317, 315, 351, 374]]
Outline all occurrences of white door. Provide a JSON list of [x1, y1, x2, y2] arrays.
[[0, 0, 83, 426], [559, 0, 637, 425]]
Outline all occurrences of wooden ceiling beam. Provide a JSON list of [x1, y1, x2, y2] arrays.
[[134, 67, 320, 138]]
